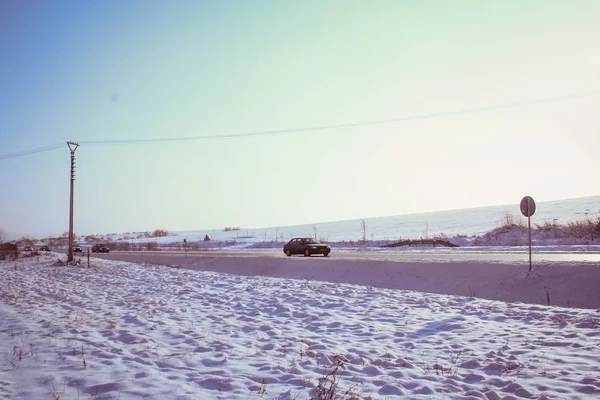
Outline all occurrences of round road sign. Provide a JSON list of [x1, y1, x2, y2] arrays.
[[520, 196, 536, 217]]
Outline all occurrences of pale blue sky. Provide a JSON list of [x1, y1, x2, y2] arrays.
[[1, 1, 599, 237]]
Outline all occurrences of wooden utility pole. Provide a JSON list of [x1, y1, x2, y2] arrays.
[[67, 141, 79, 263]]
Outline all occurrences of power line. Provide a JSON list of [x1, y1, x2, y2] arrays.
[[77, 88, 600, 146], [0, 143, 64, 160], [1, 88, 599, 159]]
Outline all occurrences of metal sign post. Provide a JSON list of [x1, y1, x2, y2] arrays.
[[520, 196, 536, 272]]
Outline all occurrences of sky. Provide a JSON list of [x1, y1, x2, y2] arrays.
[[1, 0, 599, 238]]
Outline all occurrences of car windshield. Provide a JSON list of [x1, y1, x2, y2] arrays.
[[303, 238, 320, 244]]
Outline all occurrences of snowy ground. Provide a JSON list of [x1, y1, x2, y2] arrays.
[[2, 253, 600, 399], [91, 196, 600, 245]]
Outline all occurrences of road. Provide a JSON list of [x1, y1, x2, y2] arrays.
[[52, 248, 600, 309], [78, 249, 600, 264]]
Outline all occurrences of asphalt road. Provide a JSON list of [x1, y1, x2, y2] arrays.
[[51, 249, 600, 308], [76, 249, 600, 263]]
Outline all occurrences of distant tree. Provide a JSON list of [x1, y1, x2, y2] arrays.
[[0, 228, 5, 243], [18, 237, 35, 246], [360, 219, 367, 241], [152, 229, 169, 237], [62, 231, 78, 240], [115, 241, 131, 251], [313, 225, 318, 240]]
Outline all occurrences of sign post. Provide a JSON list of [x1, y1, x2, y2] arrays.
[[520, 196, 536, 272]]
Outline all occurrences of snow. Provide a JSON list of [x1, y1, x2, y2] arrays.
[[2, 252, 600, 399], [115, 195, 600, 245]]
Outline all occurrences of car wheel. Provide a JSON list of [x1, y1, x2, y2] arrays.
[[285, 249, 292, 257], [323, 252, 329, 257], [304, 249, 310, 257]]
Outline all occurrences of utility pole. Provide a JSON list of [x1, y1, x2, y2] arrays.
[[67, 141, 79, 263]]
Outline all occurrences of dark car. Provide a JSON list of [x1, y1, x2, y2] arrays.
[[72, 245, 82, 253], [283, 238, 330, 257], [23, 245, 33, 251], [92, 244, 110, 253], [39, 245, 51, 252]]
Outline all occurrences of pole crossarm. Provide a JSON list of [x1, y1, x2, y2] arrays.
[[67, 141, 80, 153]]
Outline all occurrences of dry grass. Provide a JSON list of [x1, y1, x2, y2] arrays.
[[566, 217, 600, 241], [313, 356, 362, 400], [534, 220, 558, 231], [499, 212, 527, 228]]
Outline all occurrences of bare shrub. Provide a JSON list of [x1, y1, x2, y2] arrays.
[[114, 241, 132, 251], [567, 218, 599, 241], [500, 212, 527, 228], [313, 356, 359, 400], [152, 229, 169, 237], [0, 242, 18, 260], [535, 220, 558, 231], [594, 216, 600, 237]]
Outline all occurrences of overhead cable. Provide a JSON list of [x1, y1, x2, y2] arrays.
[[2, 88, 599, 159], [78, 88, 600, 146], [0, 143, 64, 160]]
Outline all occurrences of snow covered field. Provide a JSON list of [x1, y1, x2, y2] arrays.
[[110, 196, 600, 245], [2, 253, 600, 399]]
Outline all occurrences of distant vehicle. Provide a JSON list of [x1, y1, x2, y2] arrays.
[[283, 238, 331, 257], [23, 245, 33, 251], [91, 244, 110, 253], [39, 245, 51, 252], [72, 246, 82, 253]]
